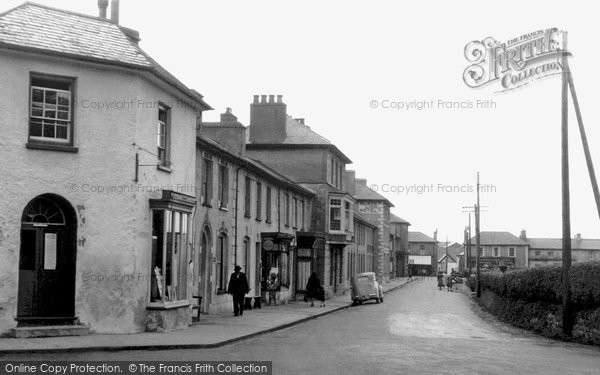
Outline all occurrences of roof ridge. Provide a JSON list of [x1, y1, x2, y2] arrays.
[[6, 2, 116, 24]]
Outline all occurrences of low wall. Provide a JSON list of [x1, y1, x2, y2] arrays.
[[479, 290, 600, 346]]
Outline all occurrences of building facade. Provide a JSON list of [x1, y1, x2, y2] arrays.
[[245, 95, 355, 296], [521, 231, 600, 268], [407, 231, 438, 275], [467, 231, 529, 270], [196, 109, 314, 314], [0, 3, 211, 335]]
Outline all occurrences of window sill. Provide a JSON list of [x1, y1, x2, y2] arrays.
[[146, 300, 190, 310], [26, 142, 78, 153], [157, 165, 172, 173], [244, 214, 251, 219], [202, 203, 212, 208], [219, 207, 229, 212], [266, 220, 272, 224], [256, 218, 262, 222]]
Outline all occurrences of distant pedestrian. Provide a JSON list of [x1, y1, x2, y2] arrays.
[[267, 273, 280, 306], [437, 273, 444, 290], [407, 268, 412, 281], [306, 272, 324, 307], [227, 265, 249, 316]]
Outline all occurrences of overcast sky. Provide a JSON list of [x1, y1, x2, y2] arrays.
[[8, 0, 600, 243]]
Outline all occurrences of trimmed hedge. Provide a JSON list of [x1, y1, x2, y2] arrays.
[[480, 262, 600, 309]]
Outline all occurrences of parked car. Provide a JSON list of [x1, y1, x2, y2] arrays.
[[351, 272, 383, 305]]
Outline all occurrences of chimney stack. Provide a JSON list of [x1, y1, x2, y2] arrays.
[[249, 94, 287, 143], [110, 0, 120, 24], [520, 229, 527, 240], [98, 0, 109, 18], [575, 233, 582, 248]]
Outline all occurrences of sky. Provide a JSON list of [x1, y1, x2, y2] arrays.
[[6, 0, 600, 243]]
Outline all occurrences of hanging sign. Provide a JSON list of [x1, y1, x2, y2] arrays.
[[463, 28, 565, 92]]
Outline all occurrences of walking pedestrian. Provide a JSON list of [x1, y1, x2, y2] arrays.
[[447, 274, 454, 292], [407, 268, 412, 281], [267, 273, 280, 306], [227, 265, 249, 316], [305, 272, 323, 307], [437, 272, 444, 290]]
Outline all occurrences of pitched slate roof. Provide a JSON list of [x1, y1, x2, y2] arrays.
[[528, 238, 600, 250], [0, 2, 211, 109], [247, 116, 352, 163], [354, 180, 394, 207], [390, 213, 410, 225], [470, 231, 528, 246], [282, 117, 331, 144], [408, 231, 437, 243]]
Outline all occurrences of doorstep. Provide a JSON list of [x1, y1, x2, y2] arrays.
[[11, 324, 90, 339]]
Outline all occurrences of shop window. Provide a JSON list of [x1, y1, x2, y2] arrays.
[[150, 209, 189, 302]]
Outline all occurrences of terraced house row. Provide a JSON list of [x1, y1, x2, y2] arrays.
[[0, 1, 411, 337]]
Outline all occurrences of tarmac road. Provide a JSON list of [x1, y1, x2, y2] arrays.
[[5, 278, 600, 375]]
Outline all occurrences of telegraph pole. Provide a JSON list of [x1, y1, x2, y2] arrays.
[[445, 236, 449, 274], [475, 172, 481, 298], [560, 32, 573, 336]]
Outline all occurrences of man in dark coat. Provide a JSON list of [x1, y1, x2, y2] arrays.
[[227, 265, 250, 316]]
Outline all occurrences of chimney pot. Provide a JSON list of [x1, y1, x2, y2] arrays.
[[253, 95, 259, 104], [98, 0, 109, 18], [110, 0, 120, 24], [277, 95, 283, 103], [269, 95, 275, 103], [260, 95, 267, 104], [295, 118, 305, 125]]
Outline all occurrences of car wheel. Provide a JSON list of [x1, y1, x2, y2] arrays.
[[376, 297, 380, 304], [359, 300, 364, 305]]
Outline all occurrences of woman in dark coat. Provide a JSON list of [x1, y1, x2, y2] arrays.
[[306, 272, 323, 307]]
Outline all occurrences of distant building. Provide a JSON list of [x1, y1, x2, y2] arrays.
[[437, 242, 463, 273], [407, 231, 438, 275], [390, 214, 410, 277], [467, 231, 529, 269], [521, 230, 600, 267]]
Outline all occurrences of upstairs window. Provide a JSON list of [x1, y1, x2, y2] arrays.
[[29, 74, 74, 145], [284, 193, 290, 227], [493, 247, 499, 257], [218, 162, 229, 209], [329, 198, 341, 231], [244, 177, 252, 217], [256, 182, 262, 220], [292, 197, 298, 228], [509, 247, 516, 257], [157, 105, 170, 167], [344, 201, 351, 231], [201, 156, 213, 206], [266, 186, 272, 222]]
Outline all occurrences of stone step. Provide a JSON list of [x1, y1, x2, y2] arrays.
[[11, 325, 90, 338]]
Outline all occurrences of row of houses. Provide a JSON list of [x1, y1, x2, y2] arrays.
[[0, 2, 417, 336], [451, 231, 600, 272]]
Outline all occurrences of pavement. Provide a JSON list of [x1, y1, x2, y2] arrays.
[[0, 277, 413, 354]]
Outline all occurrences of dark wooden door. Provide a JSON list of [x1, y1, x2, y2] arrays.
[[17, 224, 76, 323]]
